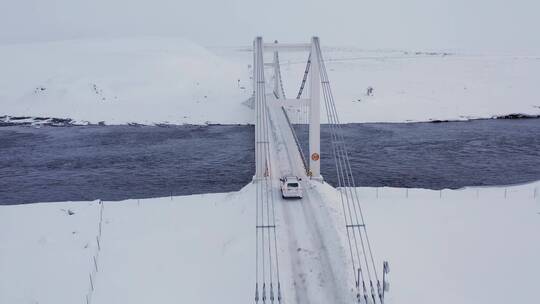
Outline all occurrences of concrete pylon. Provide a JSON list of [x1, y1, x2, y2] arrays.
[[309, 37, 321, 179], [273, 40, 283, 99], [255, 37, 323, 180]]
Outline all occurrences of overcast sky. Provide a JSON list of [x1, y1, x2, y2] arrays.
[[1, 0, 538, 53]]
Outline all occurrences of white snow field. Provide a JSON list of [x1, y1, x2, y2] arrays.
[[1, 181, 539, 304], [279, 49, 540, 123], [0, 38, 253, 125], [0, 189, 256, 304], [1, 39, 540, 125]]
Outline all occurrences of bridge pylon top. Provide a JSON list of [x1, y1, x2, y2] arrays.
[[263, 43, 311, 53], [256, 36, 318, 53]]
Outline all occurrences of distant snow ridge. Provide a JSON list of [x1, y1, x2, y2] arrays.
[[0, 38, 253, 125], [0, 115, 87, 126]]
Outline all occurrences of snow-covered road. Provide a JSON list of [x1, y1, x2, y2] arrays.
[[266, 95, 354, 303]]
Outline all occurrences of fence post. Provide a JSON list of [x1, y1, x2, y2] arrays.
[[406, 188, 409, 199], [439, 190, 442, 199], [376, 188, 379, 199], [93, 256, 98, 272], [504, 188, 507, 199], [89, 273, 94, 291], [85, 198, 104, 304]]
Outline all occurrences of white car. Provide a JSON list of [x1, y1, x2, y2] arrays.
[[280, 176, 303, 199]]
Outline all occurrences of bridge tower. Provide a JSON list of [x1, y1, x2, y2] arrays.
[[308, 37, 321, 179], [259, 37, 322, 179]]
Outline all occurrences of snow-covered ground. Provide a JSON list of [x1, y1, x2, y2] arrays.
[[0, 188, 256, 304], [0, 38, 252, 125], [280, 49, 540, 123], [1, 181, 539, 304], [1, 39, 539, 125], [338, 182, 540, 304]]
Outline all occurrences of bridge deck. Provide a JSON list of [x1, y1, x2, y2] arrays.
[[266, 95, 354, 303]]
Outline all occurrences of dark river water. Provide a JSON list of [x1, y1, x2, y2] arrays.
[[1, 119, 539, 205]]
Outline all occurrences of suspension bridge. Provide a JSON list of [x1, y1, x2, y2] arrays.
[[252, 37, 390, 304]]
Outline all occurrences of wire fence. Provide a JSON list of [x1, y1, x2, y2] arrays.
[[363, 186, 540, 200], [85, 200, 105, 304]]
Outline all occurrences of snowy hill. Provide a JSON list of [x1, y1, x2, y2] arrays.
[[1, 182, 539, 304], [278, 49, 540, 123], [0, 38, 253, 125], [1, 39, 539, 125]]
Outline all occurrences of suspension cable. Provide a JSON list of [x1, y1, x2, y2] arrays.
[[296, 53, 311, 99], [318, 67, 366, 302], [313, 38, 383, 303], [274, 50, 287, 99], [253, 37, 282, 304]]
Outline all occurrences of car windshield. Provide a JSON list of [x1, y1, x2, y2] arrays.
[[287, 183, 299, 188]]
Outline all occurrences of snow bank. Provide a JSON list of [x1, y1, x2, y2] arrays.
[[0, 38, 252, 125], [0, 186, 256, 304], [327, 182, 540, 304], [0, 200, 101, 303], [1, 181, 539, 303]]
